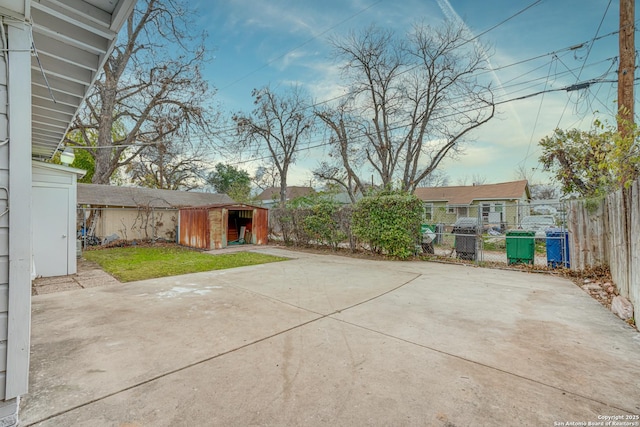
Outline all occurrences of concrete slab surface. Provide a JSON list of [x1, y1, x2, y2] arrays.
[[21, 248, 640, 426]]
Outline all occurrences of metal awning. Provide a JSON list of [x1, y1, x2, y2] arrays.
[[16, 0, 137, 160]]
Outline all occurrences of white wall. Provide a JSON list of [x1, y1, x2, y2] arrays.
[[32, 162, 83, 277]]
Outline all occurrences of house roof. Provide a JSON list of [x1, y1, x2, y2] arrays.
[[7, 0, 138, 160], [256, 186, 315, 201], [414, 180, 530, 205], [78, 184, 234, 208]]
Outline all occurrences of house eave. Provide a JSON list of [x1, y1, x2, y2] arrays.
[[32, 160, 86, 178], [0, 0, 139, 160]]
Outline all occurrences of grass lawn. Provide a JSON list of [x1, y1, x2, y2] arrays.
[[83, 245, 289, 282]]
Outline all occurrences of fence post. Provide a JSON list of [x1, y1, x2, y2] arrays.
[[82, 207, 86, 250], [477, 203, 483, 264]]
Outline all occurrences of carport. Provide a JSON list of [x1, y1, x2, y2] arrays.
[[21, 250, 640, 426]]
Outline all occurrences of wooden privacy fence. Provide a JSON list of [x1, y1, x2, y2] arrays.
[[567, 179, 640, 313]]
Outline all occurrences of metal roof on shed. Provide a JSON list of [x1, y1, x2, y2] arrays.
[[178, 203, 267, 211]]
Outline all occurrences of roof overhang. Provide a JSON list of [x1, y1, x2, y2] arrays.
[[4, 0, 137, 160], [32, 159, 86, 177]]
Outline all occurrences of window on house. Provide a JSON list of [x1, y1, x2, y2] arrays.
[[447, 206, 455, 214], [482, 203, 491, 222], [457, 206, 468, 217], [423, 203, 433, 221], [481, 203, 505, 223]]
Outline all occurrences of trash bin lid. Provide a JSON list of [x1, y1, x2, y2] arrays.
[[453, 217, 479, 229], [545, 227, 565, 236], [506, 230, 535, 237]]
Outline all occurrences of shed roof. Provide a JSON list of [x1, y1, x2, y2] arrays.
[[256, 186, 315, 201], [179, 203, 267, 211], [78, 184, 234, 208], [414, 180, 530, 205]]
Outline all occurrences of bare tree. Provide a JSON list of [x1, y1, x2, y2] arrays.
[[325, 22, 495, 192], [417, 170, 450, 187], [456, 173, 488, 186], [314, 101, 366, 203], [513, 164, 533, 183], [128, 131, 207, 190], [253, 165, 281, 192], [530, 184, 559, 200], [66, 0, 215, 185], [233, 85, 314, 206]]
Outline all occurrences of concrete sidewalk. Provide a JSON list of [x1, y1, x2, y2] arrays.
[[22, 248, 640, 426], [31, 258, 121, 295]]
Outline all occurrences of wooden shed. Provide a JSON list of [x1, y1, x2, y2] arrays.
[[179, 204, 269, 250]]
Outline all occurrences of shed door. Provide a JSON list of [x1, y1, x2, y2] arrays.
[[253, 208, 268, 245], [33, 187, 69, 277]]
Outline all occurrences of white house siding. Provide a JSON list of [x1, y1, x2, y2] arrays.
[[0, 20, 30, 426], [0, 22, 11, 419]]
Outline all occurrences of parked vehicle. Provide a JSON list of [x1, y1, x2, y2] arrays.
[[519, 215, 556, 238]]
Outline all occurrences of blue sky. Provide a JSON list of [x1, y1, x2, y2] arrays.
[[191, 0, 636, 187]]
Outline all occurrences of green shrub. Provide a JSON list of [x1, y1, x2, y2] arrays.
[[302, 200, 347, 250], [351, 192, 423, 259]]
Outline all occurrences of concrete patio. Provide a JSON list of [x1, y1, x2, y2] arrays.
[[22, 248, 640, 426]]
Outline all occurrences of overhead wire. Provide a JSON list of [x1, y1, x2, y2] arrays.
[[107, 10, 635, 148], [518, 55, 556, 170], [82, 2, 633, 178], [150, 54, 622, 143], [462, 0, 543, 45], [217, 77, 632, 167], [555, 0, 612, 127], [217, 0, 562, 115], [218, 0, 385, 91]]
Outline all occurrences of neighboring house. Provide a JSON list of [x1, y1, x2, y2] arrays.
[[323, 188, 367, 205], [414, 180, 531, 228], [78, 184, 234, 242], [256, 186, 315, 207], [0, 1, 137, 423]]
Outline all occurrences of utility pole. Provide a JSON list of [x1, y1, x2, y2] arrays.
[[618, 0, 635, 136]]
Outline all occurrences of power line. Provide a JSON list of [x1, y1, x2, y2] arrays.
[[78, 6, 635, 165], [157, 14, 636, 143], [218, 0, 553, 110], [220, 77, 630, 168], [163, 51, 620, 145], [218, 0, 385, 91], [519, 55, 556, 168], [464, 0, 543, 45], [556, 0, 612, 127]]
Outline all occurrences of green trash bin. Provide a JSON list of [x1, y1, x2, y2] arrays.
[[506, 230, 535, 265]]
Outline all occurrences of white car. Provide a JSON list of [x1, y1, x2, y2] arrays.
[[519, 215, 556, 238]]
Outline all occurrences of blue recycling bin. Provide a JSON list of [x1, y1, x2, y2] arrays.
[[546, 228, 570, 268]]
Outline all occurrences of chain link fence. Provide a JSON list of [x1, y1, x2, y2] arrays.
[[268, 200, 569, 268], [78, 200, 570, 269], [420, 200, 569, 267]]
